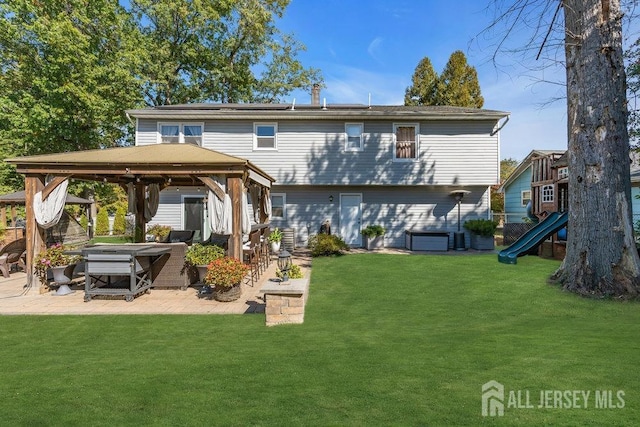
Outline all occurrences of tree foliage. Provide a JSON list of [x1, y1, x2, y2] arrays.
[[0, 0, 322, 195], [405, 51, 483, 108], [404, 57, 438, 106], [491, 158, 519, 213], [129, 0, 322, 105]]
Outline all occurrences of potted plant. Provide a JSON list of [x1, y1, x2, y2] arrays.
[[34, 243, 82, 293], [203, 256, 249, 302], [185, 243, 225, 282], [361, 224, 385, 250], [463, 219, 498, 250], [268, 227, 283, 253]]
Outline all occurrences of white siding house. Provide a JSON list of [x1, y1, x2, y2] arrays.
[[126, 103, 509, 248]]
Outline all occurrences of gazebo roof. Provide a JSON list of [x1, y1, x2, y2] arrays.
[[6, 144, 275, 187], [0, 190, 92, 205]]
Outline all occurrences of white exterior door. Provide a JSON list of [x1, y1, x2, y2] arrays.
[[340, 194, 362, 246]]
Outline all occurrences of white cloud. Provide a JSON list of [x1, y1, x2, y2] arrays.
[[367, 37, 384, 63]]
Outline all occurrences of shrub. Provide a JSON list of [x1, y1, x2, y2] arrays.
[[361, 224, 385, 238], [308, 233, 350, 257], [146, 224, 171, 241], [112, 205, 127, 235], [79, 212, 88, 231], [95, 209, 110, 235], [185, 244, 225, 266], [463, 219, 498, 237], [276, 263, 304, 279]]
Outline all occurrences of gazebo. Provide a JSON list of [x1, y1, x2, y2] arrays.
[[6, 144, 275, 292]]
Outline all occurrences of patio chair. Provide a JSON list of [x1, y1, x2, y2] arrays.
[[162, 230, 195, 245], [243, 230, 261, 287], [0, 237, 27, 278], [205, 233, 230, 252]]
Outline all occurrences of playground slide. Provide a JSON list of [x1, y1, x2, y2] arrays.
[[498, 212, 568, 264]]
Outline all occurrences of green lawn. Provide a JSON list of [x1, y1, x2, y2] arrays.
[[1, 253, 639, 425]]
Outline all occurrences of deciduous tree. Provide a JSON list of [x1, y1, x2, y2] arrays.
[[129, 0, 322, 105]]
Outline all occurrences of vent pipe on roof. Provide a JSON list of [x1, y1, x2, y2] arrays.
[[311, 83, 320, 105]]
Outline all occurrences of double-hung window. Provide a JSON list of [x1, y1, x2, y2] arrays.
[[158, 122, 203, 145], [542, 185, 554, 203], [270, 193, 285, 218], [393, 123, 419, 160], [521, 190, 531, 207], [345, 123, 364, 151], [254, 123, 277, 150]]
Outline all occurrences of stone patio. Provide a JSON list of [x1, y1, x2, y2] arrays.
[[0, 250, 312, 315]]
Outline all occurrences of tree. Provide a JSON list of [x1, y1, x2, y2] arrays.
[[129, 0, 322, 105], [0, 0, 144, 156], [491, 158, 519, 213], [404, 51, 483, 108], [551, 0, 640, 297], [487, 0, 640, 297], [625, 37, 640, 147], [436, 51, 484, 108], [404, 57, 438, 105]]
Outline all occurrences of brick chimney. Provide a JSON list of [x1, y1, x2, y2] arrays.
[[311, 83, 320, 105]]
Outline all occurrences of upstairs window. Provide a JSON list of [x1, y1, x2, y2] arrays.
[[393, 124, 419, 160], [254, 123, 277, 150], [521, 190, 531, 207], [557, 167, 568, 180], [345, 123, 364, 151], [159, 123, 203, 145], [542, 185, 554, 203]]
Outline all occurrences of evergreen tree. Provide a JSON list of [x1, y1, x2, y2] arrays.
[[436, 51, 484, 108], [405, 51, 483, 108], [404, 57, 438, 106]]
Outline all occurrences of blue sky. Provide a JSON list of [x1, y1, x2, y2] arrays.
[[276, 0, 574, 162]]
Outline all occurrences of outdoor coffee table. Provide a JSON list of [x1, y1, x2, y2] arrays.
[[81, 245, 170, 302]]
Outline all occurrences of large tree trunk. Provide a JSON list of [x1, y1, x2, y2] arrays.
[[551, 0, 640, 297]]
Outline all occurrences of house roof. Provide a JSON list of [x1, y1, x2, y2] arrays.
[[498, 149, 566, 193], [6, 143, 275, 187], [126, 103, 509, 121]]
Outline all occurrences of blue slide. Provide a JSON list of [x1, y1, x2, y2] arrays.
[[498, 212, 568, 264]]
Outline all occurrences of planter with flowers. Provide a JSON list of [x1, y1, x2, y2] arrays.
[[203, 256, 249, 302], [268, 227, 283, 253], [34, 243, 82, 294]]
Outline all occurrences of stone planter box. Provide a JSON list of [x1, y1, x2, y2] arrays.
[[470, 234, 495, 250], [364, 235, 384, 250]]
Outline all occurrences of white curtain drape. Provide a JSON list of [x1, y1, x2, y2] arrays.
[[261, 187, 271, 221], [34, 179, 69, 229], [144, 183, 160, 222], [208, 177, 232, 234], [242, 189, 251, 234]]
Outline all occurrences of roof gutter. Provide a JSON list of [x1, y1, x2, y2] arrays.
[[490, 114, 510, 136]]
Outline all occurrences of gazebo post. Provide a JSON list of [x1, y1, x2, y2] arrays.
[[135, 183, 146, 242], [228, 176, 243, 260], [25, 175, 46, 293]]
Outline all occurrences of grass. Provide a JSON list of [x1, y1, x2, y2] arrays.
[[1, 253, 640, 425]]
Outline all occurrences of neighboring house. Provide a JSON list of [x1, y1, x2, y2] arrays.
[[499, 150, 566, 223], [126, 102, 509, 248], [631, 167, 640, 226]]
